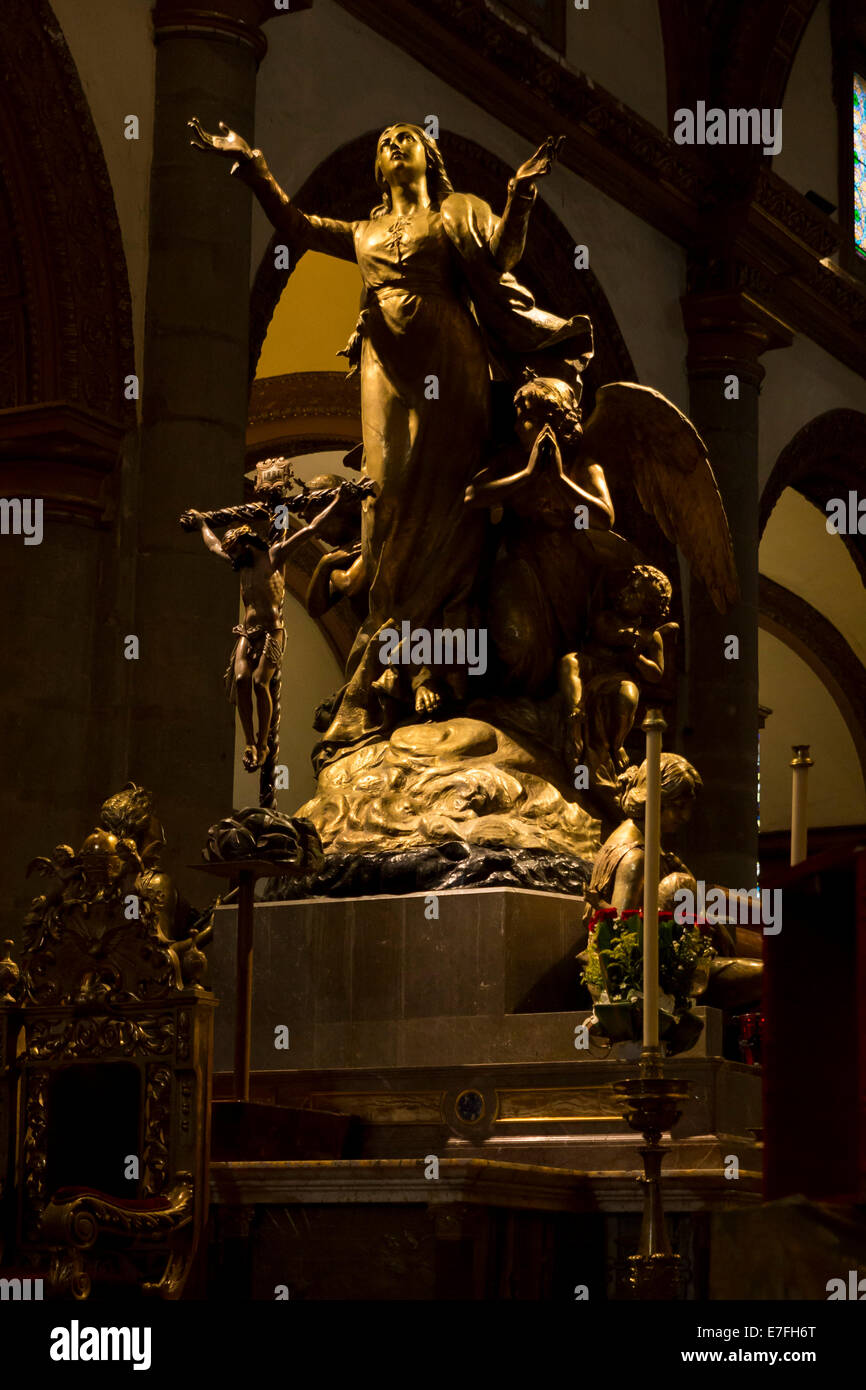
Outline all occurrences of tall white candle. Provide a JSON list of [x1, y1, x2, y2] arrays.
[[642, 708, 666, 1070], [790, 745, 813, 866]]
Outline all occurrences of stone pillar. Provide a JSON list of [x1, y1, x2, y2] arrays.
[[0, 409, 128, 939], [131, 1, 275, 890], [678, 290, 791, 888]]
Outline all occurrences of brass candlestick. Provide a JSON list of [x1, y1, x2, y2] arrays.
[[613, 705, 687, 1299], [640, 707, 666, 1079], [614, 1074, 689, 1299]]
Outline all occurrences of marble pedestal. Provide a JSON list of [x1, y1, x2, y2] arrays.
[[210, 887, 588, 1072], [208, 888, 761, 1171], [205, 888, 763, 1299]]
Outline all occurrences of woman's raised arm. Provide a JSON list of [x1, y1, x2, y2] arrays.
[[188, 118, 358, 262], [490, 134, 564, 271]]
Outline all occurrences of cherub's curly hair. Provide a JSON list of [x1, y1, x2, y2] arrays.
[[613, 564, 672, 623], [617, 753, 702, 820], [371, 124, 454, 218], [513, 376, 584, 448]]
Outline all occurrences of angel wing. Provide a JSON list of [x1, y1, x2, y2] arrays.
[[580, 383, 739, 611]]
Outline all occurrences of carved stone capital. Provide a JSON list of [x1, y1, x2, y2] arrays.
[[681, 290, 793, 387], [0, 402, 126, 522], [152, 0, 312, 64]]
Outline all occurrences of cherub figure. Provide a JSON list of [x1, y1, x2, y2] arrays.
[[563, 564, 678, 813], [465, 374, 618, 697], [586, 753, 762, 1010], [466, 370, 738, 707], [182, 511, 297, 772], [466, 374, 613, 532]]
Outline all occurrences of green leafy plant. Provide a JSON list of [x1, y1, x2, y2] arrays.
[[582, 909, 712, 1013]]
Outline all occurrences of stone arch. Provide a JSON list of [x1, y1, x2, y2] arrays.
[[658, 0, 819, 132], [0, 0, 136, 518], [759, 574, 866, 797], [658, 0, 819, 219], [760, 409, 866, 584], [0, 0, 134, 419], [247, 370, 361, 460]]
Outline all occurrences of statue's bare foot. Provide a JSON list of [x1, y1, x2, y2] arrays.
[[242, 745, 259, 771], [415, 683, 442, 716]]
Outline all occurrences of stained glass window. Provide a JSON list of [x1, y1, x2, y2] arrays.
[[856, 73, 866, 258]]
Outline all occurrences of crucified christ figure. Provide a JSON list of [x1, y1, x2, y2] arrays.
[[182, 510, 297, 774]]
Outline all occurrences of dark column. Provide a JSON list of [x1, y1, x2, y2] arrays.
[[0, 410, 127, 939], [131, 2, 275, 890], [678, 290, 791, 888]]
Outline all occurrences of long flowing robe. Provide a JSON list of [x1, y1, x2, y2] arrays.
[[245, 169, 593, 764]]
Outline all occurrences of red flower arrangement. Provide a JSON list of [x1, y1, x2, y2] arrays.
[[586, 906, 617, 934], [586, 906, 677, 932]]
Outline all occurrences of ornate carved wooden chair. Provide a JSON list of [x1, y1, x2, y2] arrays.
[[0, 785, 216, 1299], [0, 942, 19, 1272]]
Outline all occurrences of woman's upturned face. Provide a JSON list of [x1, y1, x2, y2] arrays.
[[377, 126, 428, 188]]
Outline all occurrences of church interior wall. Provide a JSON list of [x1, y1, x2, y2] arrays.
[[761, 489, 866, 671], [757, 338, 866, 834], [0, 524, 106, 939], [757, 332, 866, 835], [758, 333, 866, 494], [771, 0, 838, 216], [564, 0, 668, 133], [49, 0, 155, 388], [758, 626, 863, 831]]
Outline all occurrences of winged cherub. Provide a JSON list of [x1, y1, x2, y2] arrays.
[[563, 563, 678, 817], [465, 376, 617, 698], [465, 373, 738, 797]]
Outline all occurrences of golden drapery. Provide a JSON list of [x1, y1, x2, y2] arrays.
[[250, 175, 593, 764]]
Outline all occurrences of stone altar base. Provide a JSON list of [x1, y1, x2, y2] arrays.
[[211, 1055, 761, 1179], [208, 888, 761, 1174], [206, 1145, 762, 1300], [205, 888, 762, 1298], [210, 887, 590, 1071]]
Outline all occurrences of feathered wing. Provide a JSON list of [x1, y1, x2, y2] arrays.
[[580, 382, 739, 612]]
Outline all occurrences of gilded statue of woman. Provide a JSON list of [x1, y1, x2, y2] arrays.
[[189, 118, 593, 762]]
